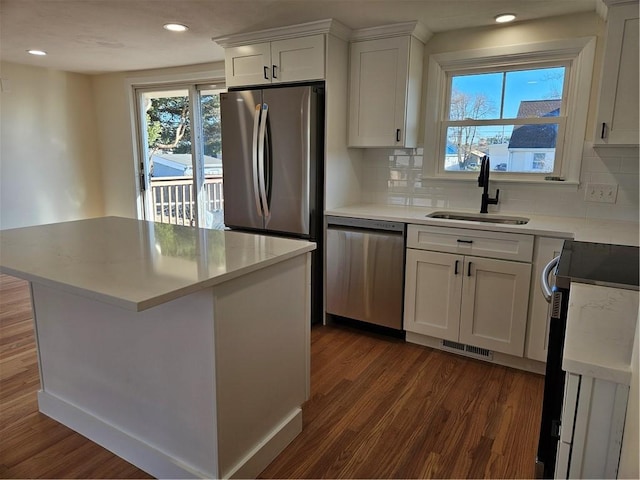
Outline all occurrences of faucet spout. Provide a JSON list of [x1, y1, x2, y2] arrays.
[[478, 155, 499, 213]]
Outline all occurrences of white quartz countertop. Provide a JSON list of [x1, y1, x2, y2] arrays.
[[563, 283, 639, 385], [0, 216, 316, 311], [326, 204, 639, 246]]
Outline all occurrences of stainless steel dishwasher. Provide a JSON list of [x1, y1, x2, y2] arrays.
[[326, 216, 405, 330]]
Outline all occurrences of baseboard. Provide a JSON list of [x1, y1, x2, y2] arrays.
[[225, 408, 303, 479], [405, 332, 546, 374], [38, 390, 212, 478]]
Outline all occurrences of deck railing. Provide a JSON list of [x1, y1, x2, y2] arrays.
[[150, 176, 223, 226]]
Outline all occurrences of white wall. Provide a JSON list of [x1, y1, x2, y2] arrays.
[[361, 143, 639, 221], [325, 33, 363, 210], [91, 72, 137, 219], [420, 12, 605, 143], [357, 12, 640, 222], [0, 61, 105, 229]]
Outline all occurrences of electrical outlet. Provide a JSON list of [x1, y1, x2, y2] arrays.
[[585, 183, 618, 203]]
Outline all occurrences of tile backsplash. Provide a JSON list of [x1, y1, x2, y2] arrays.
[[360, 142, 639, 222]]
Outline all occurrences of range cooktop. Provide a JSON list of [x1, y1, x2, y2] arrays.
[[556, 240, 639, 290]]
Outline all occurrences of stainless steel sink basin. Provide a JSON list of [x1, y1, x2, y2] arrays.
[[427, 211, 530, 225]]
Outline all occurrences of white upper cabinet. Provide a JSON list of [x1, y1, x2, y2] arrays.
[[214, 20, 349, 88], [224, 35, 325, 87], [224, 43, 272, 87], [271, 36, 325, 84], [594, 1, 639, 146], [348, 22, 430, 148]]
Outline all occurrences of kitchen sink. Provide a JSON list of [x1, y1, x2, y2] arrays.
[[427, 211, 530, 225]]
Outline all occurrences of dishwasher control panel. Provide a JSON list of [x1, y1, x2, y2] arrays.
[[326, 216, 405, 232]]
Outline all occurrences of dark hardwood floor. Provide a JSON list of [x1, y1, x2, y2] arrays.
[[0, 274, 544, 478]]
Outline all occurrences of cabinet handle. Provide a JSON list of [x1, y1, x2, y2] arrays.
[[272, 64, 278, 79], [601, 122, 607, 139], [467, 261, 473, 277], [396, 129, 401, 142], [457, 239, 473, 244], [263, 66, 269, 80], [454, 260, 459, 275]]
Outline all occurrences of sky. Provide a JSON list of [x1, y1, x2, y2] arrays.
[[450, 66, 566, 119]]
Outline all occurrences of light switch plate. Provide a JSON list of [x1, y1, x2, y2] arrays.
[[0, 78, 11, 93], [585, 183, 618, 203]]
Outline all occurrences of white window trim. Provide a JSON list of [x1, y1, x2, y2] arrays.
[[423, 37, 596, 185]]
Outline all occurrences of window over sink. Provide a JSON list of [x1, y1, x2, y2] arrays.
[[423, 37, 596, 184]]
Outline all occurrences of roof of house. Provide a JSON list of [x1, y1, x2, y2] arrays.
[[514, 99, 561, 118], [152, 153, 221, 168], [509, 99, 561, 149]]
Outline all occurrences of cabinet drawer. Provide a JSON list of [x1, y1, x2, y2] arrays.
[[407, 224, 534, 262]]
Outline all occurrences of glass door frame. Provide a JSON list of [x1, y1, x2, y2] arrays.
[[129, 73, 225, 228]]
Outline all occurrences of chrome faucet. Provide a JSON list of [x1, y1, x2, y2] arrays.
[[478, 155, 499, 213]]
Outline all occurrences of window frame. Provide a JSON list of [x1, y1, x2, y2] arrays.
[[423, 37, 596, 184], [125, 67, 226, 225]]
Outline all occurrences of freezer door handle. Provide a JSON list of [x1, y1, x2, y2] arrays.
[[252, 104, 263, 218], [257, 103, 270, 218]]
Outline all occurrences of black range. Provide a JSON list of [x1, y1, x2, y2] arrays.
[[555, 240, 639, 290], [536, 239, 639, 478]]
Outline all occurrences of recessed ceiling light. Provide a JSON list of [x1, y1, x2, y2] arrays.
[[27, 49, 47, 56], [163, 23, 189, 32], [495, 14, 516, 23]]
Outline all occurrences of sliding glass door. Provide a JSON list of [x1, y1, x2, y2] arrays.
[[135, 83, 225, 229]]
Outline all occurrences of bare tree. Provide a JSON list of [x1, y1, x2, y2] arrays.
[[448, 89, 495, 169]]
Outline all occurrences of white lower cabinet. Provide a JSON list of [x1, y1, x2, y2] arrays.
[[404, 225, 533, 357], [526, 236, 568, 362], [556, 373, 629, 479]]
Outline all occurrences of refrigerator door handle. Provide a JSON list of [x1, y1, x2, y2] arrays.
[[258, 103, 270, 218], [251, 104, 263, 218]]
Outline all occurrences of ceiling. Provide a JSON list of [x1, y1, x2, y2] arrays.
[[0, 0, 600, 75]]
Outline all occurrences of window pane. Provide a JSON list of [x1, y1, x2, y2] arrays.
[[198, 88, 225, 230], [503, 67, 565, 118], [449, 73, 502, 120], [444, 123, 557, 173], [450, 67, 565, 121], [141, 89, 195, 226]]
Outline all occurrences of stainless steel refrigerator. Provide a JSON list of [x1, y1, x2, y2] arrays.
[[220, 83, 324, 323]]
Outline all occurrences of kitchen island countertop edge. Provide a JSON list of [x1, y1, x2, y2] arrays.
[[0, 216, 316, 311]]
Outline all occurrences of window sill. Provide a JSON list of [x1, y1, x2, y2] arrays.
[[421, 174, 580, 188]]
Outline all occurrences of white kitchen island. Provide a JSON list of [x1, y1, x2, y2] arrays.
[[0, 216, 316, 479]]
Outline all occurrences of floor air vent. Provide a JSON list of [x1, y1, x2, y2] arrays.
[[441, 340, 494, 360]]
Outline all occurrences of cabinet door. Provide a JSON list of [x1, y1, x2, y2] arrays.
[[404, 249, 462, 341], [526, 237, 565, 362], [271, 35, 325, 84], [348, 36, 410, 147], [459, 256, 531, 357], [225, 43, 271, 87], [594, 3, 639, 146]]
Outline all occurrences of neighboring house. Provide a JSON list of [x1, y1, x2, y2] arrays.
[[507, 100, 561, 173], [444, 144, 485, 170], [151, 153, 223, 177]]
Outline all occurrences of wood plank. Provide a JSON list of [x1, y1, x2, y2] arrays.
[[0, 275, 153, 479], [0, 274, 544, 478]]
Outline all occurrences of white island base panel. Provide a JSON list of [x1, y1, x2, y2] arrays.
[[30, 253, 311, 479]]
